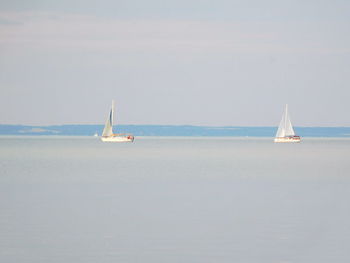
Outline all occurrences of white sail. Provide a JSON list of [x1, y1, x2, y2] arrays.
[[276, 114, 286, 137], [284, 114, 295, 137], [102, 101, 114, 137], [275, 104, 295, 138]]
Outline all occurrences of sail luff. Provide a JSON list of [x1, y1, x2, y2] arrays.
[[275, 105, 286, 138], [102, 101, 114, 137]]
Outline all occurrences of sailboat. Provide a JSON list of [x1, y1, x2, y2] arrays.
[[101, 101, 134, 142], [274, 104, 301, 143]]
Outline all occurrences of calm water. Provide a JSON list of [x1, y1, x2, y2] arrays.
[[0, 136, 350, 263]]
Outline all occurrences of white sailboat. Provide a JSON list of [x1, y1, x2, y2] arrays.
[[274, 104, 301, 143], [101, 100, 134, 142]]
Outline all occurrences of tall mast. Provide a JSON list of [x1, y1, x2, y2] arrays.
[[284, 104, 288, 131], [111, 100, 115, 127]]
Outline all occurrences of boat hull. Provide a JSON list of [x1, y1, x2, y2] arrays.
[[101, 134, 134, 142], [274, 136, 301, 143]]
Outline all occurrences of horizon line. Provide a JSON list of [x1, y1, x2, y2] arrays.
[[1, 124, 350, 128]]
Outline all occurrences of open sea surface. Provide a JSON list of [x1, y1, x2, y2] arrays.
[[0, 136, 350, 263]]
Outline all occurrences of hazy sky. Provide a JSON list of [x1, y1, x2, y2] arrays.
[[1, 0, 350, 126]]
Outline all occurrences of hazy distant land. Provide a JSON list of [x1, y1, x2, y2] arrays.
[[0, 124, 349, 137]]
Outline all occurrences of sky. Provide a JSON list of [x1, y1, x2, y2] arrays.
[[0, 0, 350, 126]]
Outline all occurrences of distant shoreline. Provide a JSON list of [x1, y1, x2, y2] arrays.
[[1, 124, 349, 137]]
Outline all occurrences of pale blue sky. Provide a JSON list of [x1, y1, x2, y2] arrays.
[[1, 0, 349, 126]]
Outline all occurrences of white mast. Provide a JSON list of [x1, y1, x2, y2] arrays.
[[111, 100, 115, 127], [284, 104, 288, 134]]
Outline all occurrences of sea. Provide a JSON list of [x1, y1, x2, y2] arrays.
[[0, 136, 350, 263]]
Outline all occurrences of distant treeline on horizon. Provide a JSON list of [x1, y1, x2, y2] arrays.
[[0, 124, 350, 137]]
